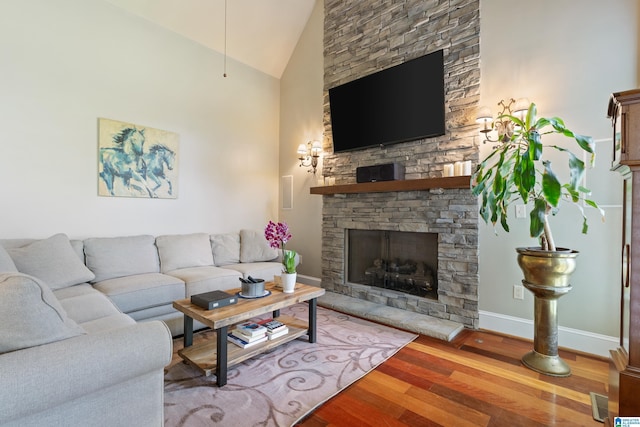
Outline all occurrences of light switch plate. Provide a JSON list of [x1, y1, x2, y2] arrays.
[[513, 284, 525, 300]]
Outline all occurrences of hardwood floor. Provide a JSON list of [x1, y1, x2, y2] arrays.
[[296, 329, 609, 426]]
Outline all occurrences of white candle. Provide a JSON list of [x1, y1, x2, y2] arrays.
[[443, 164, 454, 177], [328, 177, 336, 186], [463, 160, 472, 175], [318, 178, 325, 186], [454, 161, 463, 176]]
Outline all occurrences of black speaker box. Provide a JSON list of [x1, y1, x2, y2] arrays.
[[356, 163, 405, 183]]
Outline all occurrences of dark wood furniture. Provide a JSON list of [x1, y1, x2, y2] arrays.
[[172, 282, 325, 387], [607, 88, 640, 423]]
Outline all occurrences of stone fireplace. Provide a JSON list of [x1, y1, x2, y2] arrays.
[[347, 229, 438, 299], [318, 0, 481, 329], [318, 185, 479, 328]]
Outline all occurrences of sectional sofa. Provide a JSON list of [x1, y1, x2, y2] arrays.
[[0, 230, 292, 426]]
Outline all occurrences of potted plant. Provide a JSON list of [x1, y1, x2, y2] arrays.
[[472, 102, 604, 376], [264, 220, 297, 293]]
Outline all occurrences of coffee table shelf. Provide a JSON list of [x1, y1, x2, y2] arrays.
[[178, 315, 307, 376], [173, 282, 325, 386]]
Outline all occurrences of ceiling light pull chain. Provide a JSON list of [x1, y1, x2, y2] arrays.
[[223, 0, 228, 77]]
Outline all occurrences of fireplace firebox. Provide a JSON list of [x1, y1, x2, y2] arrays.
[[347, 229, 438, 299]]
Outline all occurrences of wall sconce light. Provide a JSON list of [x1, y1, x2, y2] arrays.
[[297, 140, 322, 174], [476, 98, 530, 144]]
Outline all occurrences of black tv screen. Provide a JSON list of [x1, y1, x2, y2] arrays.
[[329, 50, 445, 153]]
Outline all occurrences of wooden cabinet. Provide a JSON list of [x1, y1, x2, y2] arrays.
[[607, 88, 640, 423], [610, 89, 640, 169]]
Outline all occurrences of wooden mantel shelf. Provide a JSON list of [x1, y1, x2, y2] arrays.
[[309, 175, 471, 195]]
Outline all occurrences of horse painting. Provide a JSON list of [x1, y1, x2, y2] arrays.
[[99, 127, 158, 197], [98, 118, 179, 199], [143, 144, 176, 196]]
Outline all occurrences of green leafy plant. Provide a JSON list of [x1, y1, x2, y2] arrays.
[[282, 250, 296, 274], [471, 103, 604, 251]]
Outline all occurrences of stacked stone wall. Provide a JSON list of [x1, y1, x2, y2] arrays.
[[321, 0, 481, 327]]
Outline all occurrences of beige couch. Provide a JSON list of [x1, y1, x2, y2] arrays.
[[0, 230, 293, 426]]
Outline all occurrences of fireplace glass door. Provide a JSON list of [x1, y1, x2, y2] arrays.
[[347, 229, 438, 298]]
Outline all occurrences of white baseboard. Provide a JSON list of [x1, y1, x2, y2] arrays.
[[295, 274, 322, 287], [297, 282, 616, 357], [479, 310, 618, 358]]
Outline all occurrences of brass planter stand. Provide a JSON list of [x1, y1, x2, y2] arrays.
[[516, 247, 578, 377]]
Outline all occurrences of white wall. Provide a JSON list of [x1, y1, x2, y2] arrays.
[[0, 0, 280, 239], [279, 0, 324, 278], [478, 0, 639, 342]]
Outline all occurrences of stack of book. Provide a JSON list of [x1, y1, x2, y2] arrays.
[[227, 321, 268, 348], [257, 318, 289, 340], [227, 318, 291, 348]]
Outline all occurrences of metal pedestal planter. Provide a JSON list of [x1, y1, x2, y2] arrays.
[[516, 247, 578, 377]]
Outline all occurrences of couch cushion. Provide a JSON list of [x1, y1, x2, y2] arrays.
[[0, 273, 86, 354], [239, 229, 279, 263], [211, 233, 241, 266], [0, 238, 37, 249], [84, 235, 160, 282], [63, 293, 124, 323], [79, 313, 136, 334], [2, 238, 85, 261], [156, 233, 214, 273], [92, 273, 185, 313], [126, 304, 178, 321], [166, 266, 242, 297], [223, 262, 284, 281], [6, 233, 95, 289], [53, 282, 103, 300], [54, 285, 137, 333], [70, 239, 85, 261], [0, 245, 17, 272]]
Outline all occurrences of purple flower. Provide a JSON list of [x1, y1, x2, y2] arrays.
[[264, 220, 291, 249], [265, 221, 296, 273]]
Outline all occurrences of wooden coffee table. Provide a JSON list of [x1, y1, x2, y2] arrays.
[[172, 281, 325, 386]]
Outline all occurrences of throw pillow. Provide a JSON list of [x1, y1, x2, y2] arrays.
[[0, 272, 86, 354], [7, 233, 95, 290], [211, 233, 240, 266], [0, 245, 18, 272], [156, 233, 214, 273], [239, 229, 279, 263], [84, 235, 160, 282]]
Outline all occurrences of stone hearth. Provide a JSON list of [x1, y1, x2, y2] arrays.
[[319, 292, 463, 341]]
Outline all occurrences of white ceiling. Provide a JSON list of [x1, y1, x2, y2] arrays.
[[104, 0, 316, 78]]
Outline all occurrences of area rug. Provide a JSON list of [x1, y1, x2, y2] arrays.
[[164, 304, 417, 427]]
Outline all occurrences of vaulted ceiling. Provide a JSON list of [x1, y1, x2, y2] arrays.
[[104, 0, 316, 78]]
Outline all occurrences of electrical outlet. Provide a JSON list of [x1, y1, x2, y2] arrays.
[[513, 284, 525, 300], [515, 204, 527, 219]]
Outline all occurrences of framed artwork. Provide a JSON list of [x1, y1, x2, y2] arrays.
[[98, 118, 179, 199]]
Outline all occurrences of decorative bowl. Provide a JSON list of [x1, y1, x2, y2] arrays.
[[241, 279, 265, 297]]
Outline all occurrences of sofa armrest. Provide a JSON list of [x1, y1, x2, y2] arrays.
[[0, 320, 172, 424]]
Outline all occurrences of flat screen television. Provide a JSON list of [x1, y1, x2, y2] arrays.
[[328, 49, 445, 153]]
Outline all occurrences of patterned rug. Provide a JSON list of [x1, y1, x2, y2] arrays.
[[164, 304, 417, 426]]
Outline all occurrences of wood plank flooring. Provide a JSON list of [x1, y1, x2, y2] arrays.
[[296, 329, 609, 426]]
